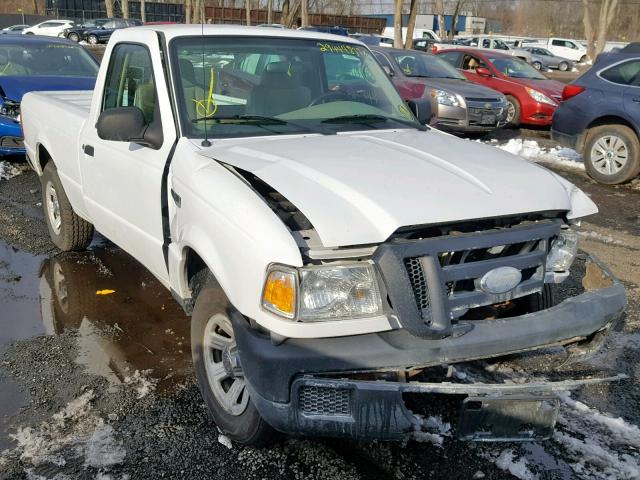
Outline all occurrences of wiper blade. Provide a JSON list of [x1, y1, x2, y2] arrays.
[[321, 114, 390, 124], [192, 114, 287, 124]]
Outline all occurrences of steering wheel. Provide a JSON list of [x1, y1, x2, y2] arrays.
[[310, 90, 351, 107]]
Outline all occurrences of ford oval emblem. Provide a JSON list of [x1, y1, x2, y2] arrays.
[[479, 267, 522, 294]]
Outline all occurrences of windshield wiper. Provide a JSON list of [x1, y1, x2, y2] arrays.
[[321, 114, 426, 131], [192, 114, 332, 135]]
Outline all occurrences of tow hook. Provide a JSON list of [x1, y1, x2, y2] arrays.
[[222, 344, 243, 378]]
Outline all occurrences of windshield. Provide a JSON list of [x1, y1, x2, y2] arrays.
[[170, 37, 421, 139], [493, 39, 510, 50], [0, 43, 98, 77], [488, 56, 546, 79], [391, 51, 466, 80]]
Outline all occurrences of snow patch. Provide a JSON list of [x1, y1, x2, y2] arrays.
[[578, 230, 632, 248], [0, 161, 22, 180], [412, 414, 452, 447], [493, 138, 585, 171], [494, 449, 537, 480], [2, 391, 126, 475], [124, 369, 158, 399]]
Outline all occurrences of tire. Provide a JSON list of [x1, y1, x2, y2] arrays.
[[532, 61, 542, 70], [584, 125, 640, 184], [68, 32, 79, 42], [88, 34, 98, 45], [25, 32, 34, 35], [505, 95, 521, 127], [558, 61, 569, 72], [41, 162, 94, 251], [190, 270, 276, 447], [580, 55, 587, 63]]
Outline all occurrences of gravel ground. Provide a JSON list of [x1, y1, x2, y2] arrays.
[[0, 137, 639, 479]]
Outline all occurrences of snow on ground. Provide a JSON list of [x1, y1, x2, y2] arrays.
[[0, 161, 22, 180], [411, 414, 452, 446], [123, 369, 158, 399], [1, 390, 126, 475], [493, 138, 585, 171], [482, 449, 537, 480]]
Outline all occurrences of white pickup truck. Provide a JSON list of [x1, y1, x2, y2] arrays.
[[22, 25, 626, 446]]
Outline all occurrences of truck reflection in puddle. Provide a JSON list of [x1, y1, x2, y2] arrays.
[[39, 247, 192, 393]]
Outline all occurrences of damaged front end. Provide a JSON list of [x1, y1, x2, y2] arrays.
[[233, 216, 627, 442]]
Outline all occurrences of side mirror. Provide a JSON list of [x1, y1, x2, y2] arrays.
[[382, 65, 395, 77], [96, 106, 163, 149], [475, 67, 492, 77], [406, 98, 434, 125]]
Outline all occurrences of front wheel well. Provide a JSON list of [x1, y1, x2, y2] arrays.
[[184, 247, 208, 296], [37, 144, 53, 173], [586, 116, 638, 136]]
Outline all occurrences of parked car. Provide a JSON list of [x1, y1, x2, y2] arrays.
[[350, 33, 394, 47], [551, 51, 640, 184], [437, 49, 563, 126], [383, 27, 440, 42], [458, 36, 533, 64], [22, 20, 75, 37], [0, 35, 98, 158], [1, 25, 30, 35], [372, 47, 507, 132], [84, 18, 142, 45], [298, 25, 349, 36], [523, 47, 574, 71], [61, 18, 110, 42], [21, 25, 626, 446], [523, 38, 588, 63]]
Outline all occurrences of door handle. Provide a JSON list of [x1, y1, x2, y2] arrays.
[[83, 144, 94, 157]]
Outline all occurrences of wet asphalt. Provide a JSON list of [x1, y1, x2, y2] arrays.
[[0, 132, 639, 479]]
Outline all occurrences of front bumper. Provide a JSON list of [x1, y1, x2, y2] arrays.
[[0, 115, 25, 158], [234, 255, 626, 440], [436, 101, 507, 132], [551, 128, 584, 153]]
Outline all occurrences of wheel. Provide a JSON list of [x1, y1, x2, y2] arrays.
[[25, 32, 34, 35], [88, 34, 98, 45], [584, 125, 640, 184], [41, 162, 94, 251], [580, 55, 587, 63], [505, 95, 521, 127], [190, 270, 276, 446], [68, 32, 79, 42], [532, 61, 542, 70], [558, 61, 569, 72]]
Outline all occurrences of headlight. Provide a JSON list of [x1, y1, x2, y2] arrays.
[[525, 87, 557, 106], [431, 89, 460, 107], [546, 229, 579, 272], [261, 263, 383, 322]]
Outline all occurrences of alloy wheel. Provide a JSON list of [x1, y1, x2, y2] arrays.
[[45, 181, 62, 235], [590, 135, 629, 175]]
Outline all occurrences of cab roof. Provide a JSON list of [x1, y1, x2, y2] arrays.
[[129, 23, 363, 45]]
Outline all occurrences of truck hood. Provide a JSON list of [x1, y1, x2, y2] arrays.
[[0, 76, 96, 102], [198, 129, 594, 247]]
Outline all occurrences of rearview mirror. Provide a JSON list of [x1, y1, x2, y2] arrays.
[[406, 98, 434, 125], [475, 67, 492, 77], [96, 106, 163, 150]]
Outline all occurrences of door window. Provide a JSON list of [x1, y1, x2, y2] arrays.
[[102, 43, 157, 124], [600, 60, 640, 86], [372, 51, 394, 73], [482, 39, 491, 48], [463, 55, 486, 72], [438, 51, 462, 67]]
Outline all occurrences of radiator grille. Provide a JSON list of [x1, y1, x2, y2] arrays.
[[404, 257, 431, 321], [299, 386, 351, 416], [0, 136, 23, 148]]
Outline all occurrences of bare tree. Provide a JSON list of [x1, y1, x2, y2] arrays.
[[245, 0, 251, 25], [121, 0, 129, 19], [449, 0, 467, 39], [32, 0, 39, 14], [301, 0, 309, 27], [140, 0, 146, 23], [404, 0, 419, 49], [193, 0, 202, 23], [105, 0, 115, 18], [582, 0, 618, 60], [267, 0, 273, 23], [435, 0, 446, 39], [185, 0, 192, 24], [393, 0, 403, 48]]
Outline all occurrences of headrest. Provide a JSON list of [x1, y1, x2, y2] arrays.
[[265, 61, 291, 74], [179, 58, 196, 85]]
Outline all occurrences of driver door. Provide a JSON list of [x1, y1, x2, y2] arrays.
[[79, 32, 177, 283]]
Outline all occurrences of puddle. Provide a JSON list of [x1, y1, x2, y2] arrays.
[[0, 240, 192, 449]]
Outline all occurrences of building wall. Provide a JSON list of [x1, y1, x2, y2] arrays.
[[0, 0, 47, 15]]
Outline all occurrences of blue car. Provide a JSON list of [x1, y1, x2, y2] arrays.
[[0, 35, 98, 158], [551, 43, 640, 184], [84, 18, 142, 45]]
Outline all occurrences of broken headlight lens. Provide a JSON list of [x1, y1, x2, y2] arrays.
[[0, 100, 20, 120], [299, 263, 383, 322], [546, 229, 579, 272]]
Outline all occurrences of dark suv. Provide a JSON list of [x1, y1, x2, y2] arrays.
[[551, 44, 640, 184]]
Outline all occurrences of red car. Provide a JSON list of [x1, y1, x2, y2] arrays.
[[436, 49, 564, 127]]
